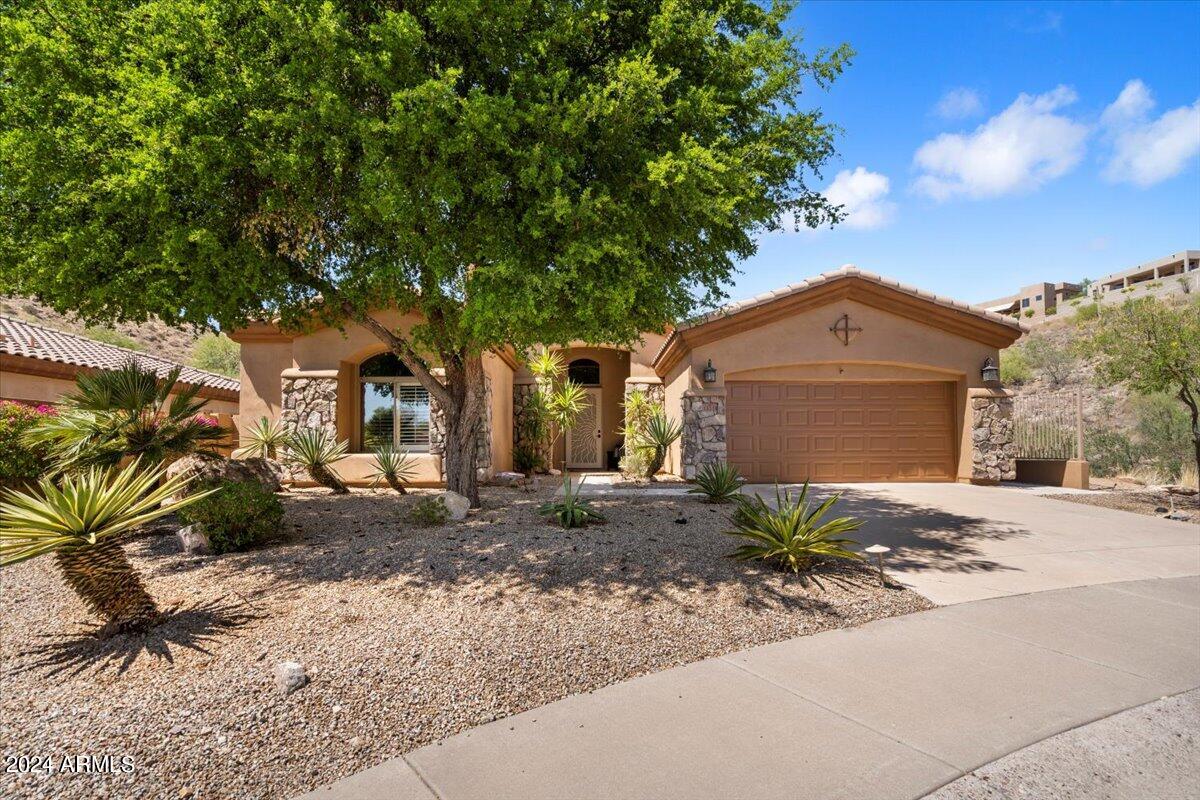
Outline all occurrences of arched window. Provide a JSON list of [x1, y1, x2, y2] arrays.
[[360, 353, 430, 451], [568, 358, 601, 386]]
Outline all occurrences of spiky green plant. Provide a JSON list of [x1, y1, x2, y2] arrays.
[[23, 360, 224, 472], [688, 462, 743, 503], [537, 476, 605, 528], [725, 483, 863, 573], [284, 429, 350, 494], [527, 349, 565, 382], [0, 460, 214, 633], [236, 416, 288, 460], [639, 409, 682, 478], [368, 445, 418, 493]]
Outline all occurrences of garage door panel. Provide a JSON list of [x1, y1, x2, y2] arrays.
[[726, 381, 956, 483]]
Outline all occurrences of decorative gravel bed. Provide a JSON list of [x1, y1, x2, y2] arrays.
[[1045, 488, 1198, 524], [1, 484, 932, 800]]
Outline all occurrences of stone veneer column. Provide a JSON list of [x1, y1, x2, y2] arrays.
[[680, 389, 726, 479], [280, 370, 339, 481], [969, 388, 1017, 483], [623, 377, 665, 407]]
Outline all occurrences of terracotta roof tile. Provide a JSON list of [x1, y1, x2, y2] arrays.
[[0, 316, 240, 394]]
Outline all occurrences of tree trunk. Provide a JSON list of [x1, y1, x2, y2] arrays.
[[385, 475, 408, 494], [54, 538, 159, 635], [1181, 388, 1200, 502], [440, 352, 486, 507], [310, 464, 349, 494]]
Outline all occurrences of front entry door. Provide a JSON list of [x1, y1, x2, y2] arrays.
[[566, 387, 604, 469]]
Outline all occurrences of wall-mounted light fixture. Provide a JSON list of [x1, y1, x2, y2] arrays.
[[981, 357, 1000, 384], [702, 359, 717, 383]]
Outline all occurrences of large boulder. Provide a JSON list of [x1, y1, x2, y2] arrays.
[[165, 455, 284, 503], [439, 491, 471, 521], [176, 524, 211, 555]]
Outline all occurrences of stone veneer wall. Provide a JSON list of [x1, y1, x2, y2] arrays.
[[280, 375, 339, 480], [970, 391, 1017, 482], [623, 379, 665, 407], [680, 391, 726, 479]]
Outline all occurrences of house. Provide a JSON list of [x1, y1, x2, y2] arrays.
[[1093, 250, 1199, 295], [0, 315, 240, 414], [230, 266, 1025, 486], [979, 281, 1082, 319]]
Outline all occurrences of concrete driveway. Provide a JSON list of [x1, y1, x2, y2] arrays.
[[744, 482, 1200, 604]]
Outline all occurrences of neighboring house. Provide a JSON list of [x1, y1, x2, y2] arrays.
[[231, 266, 1024, 486], [979, 281, 1082, 319], [1092, 250, 1199, 295], [0, 315, 240, 414]]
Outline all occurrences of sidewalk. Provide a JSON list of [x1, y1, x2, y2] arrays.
[[298, 576, 1200, 800]]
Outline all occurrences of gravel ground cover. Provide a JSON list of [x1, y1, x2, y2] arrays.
[[1046, 488, 1198, 525], [2, 483, 931, 800]]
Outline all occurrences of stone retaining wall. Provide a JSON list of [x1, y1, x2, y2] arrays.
[[971, 391, 1017, 483], [681, 392, 726, 479]]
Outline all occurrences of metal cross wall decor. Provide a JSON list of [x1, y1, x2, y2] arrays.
[[829, 314, 863, 346]]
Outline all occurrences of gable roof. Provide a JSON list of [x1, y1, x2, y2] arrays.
[[653, 265, 1026, 374], [0, 315, 240, 395]]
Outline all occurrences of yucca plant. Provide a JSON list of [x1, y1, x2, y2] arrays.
[[0, 460, 214, 633], [284, 429, 350, 494], [725, 483, 864, 573], [23, 360, 224, 472], [236, 416, 288, 460], [639, 409, 683, 478], [688, 462, 743, 503], [537, 475, 605, 528], [368, 445, 418, 493]]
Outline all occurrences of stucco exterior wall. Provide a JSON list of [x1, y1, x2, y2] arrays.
[[661, 298, 1002, 482]]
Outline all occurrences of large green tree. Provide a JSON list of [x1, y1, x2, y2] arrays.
[[0, 1, 849, 504]]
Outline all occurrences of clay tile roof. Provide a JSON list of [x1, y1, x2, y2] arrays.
[[0, 315, 240, 394], [654, 264, 1026, 364]]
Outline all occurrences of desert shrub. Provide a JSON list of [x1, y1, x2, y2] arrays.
[[999, 349, 1033, 385], [1072, 302, 1100, 323], [1022, 336, 1076, 385], [726, 483, 863, 573], [83, 326, 141, 350], [688, 462, 743, 503], [537, 480, 604, 528], [1045, 307, 1057, 316], [0, 402, 54, 484], [1084, 428, 1137, 477], [178, 480, 283, 554], [408, 496, 450, 526], [1023, 309, 1034, 318], [640, 410, 682, 477], [191, 332, 240, 377], [285, 428, 349, 493], [368, 445, 417, 493], [513, 442, 545, 474], [1131, 394, 1191, 481]]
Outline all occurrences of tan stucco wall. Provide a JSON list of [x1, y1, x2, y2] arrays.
[[1, 368, 239, 415], [236, 340, 294, 437], [664, 297, 1002, 481]]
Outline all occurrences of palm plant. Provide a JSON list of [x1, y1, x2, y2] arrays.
[[725, 483, 864, 573], [285, 428, 350, 494], [24, 360, 224, 472], [639, 409, 683, 478], [0, 460, 214, 633], [688, 462, 743, 503], [368, 444, 418, 493], [537, 475, 605, 528], [236, 416, 288, 460]]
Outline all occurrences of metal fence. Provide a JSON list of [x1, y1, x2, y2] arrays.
[[1013, 390, 1084, 460]]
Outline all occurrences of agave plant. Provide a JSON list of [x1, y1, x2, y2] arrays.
[[0, 460, 214, 633], [537, 475, 605, 528], [236, 416, 288, 460], [638, 409, 683, 479], [285, 428, 350, 494], [725, 483, 864, 573], [687, 462, 743, 503], [368, 445, 418, 493], [24, 360, 224, 472]]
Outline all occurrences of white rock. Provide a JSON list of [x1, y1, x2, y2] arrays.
[[491, 471, 525, 487], [440, 491, 470, 521], [176, 524, 211, 555], [273, 662, 309, 695]]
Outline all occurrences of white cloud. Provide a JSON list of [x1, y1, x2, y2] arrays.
[[934, 88, 984, 120], [824, 167, 896, 230], [912, 86, 1088, 201], [1100, 79, 1200, 187]]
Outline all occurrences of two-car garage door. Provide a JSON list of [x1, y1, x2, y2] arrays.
[[726, 381, 956, 483]]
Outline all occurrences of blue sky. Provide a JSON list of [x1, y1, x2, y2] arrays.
[[734, 0, 1200, 304]]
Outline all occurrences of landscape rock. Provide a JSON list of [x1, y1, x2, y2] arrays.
[[440, 491, 471, 520], [490, 471, 525, 487], [175, 524, 211, 555], [273, 662, 309, 696], [166, 455, 284, 502]]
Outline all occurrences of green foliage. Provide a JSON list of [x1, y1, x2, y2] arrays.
[[408, 496, 449, 527], [0, 459, 211, 566], [1084, 428, 1137, 477], [513, 442, 545, 475], [191, 332, 241, 378], [1130, 394, 1191, 480], [619, 389, 658, 477], [1072, 302, 1100, 323], [521, 349, 590, 474], [1021, 336, 1077, 386], [236, 417, 288, 460], [178, 480, 283, 554], [23, 360, 224, 472], [537, 479, 605, 529], [0, 402, 53, 484], [725, 483, 864, 573], [688, 462, 743, 503], [284, 429, 350, 494], [1023, 309, 1035, 318], [368, 445, 418, 493], [83, 326, 141, 351], [1044, 307, 1057, 316], [999, 349, 1033, 385], [640, 409, 683, 477]]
